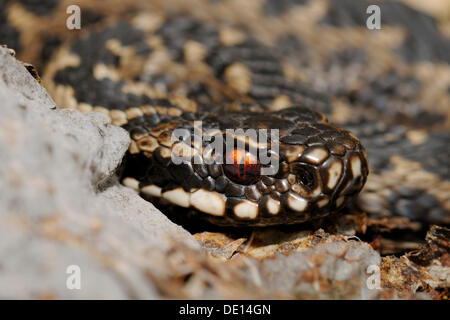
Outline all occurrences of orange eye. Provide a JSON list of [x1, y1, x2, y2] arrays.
[[223, 149, 261, 185]]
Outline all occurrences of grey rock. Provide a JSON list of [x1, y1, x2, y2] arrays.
[[259, 238, 382, 299], [0, 46, 198, 299]]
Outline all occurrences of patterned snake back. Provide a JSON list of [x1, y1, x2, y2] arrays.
[[1, 0, 449, 226]]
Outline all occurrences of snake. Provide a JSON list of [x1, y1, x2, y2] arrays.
[[1, 0, 449, 227]]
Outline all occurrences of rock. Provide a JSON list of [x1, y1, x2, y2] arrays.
[[258, 232, 382, 299], [0, 46, 198, 299]]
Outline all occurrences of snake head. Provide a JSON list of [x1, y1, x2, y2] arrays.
[[124, 106, 369, 226]]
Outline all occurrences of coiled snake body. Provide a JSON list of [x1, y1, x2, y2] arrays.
[[1, 0, 449, 226]]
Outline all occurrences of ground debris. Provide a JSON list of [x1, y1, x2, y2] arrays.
[[381, 225, 450, 299]]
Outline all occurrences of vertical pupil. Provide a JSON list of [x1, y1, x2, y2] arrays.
[[233, 150, 250, 179], [223, 149, 261, 184]]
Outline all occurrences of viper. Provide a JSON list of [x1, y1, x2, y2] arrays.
[[1, 0, 448, 226]]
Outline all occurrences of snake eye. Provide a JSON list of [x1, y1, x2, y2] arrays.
[[223, 149, 261, 185]]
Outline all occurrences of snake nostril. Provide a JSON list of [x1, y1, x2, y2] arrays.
[[293, 164, 316, 189], [298, 170, 314, 188]]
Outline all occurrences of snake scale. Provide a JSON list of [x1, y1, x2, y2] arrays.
[[1, 0, 449, 227]]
